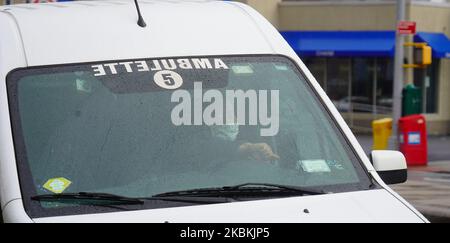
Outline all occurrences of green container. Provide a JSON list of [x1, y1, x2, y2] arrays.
[[402, 84, 422, 116]]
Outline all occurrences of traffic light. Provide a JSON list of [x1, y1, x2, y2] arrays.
[[403, 42, 432, 68], [414, 45, 432, 66]]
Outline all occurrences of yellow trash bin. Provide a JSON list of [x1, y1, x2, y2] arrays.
[[372, 118, 393, 150]]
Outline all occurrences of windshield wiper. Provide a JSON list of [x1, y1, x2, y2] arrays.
[[31, 192, 145, 205], [31, 192, 233, 206], [32, 183, 325, 206], [153, 182, 325, 198], [223, 183, 325, 195]]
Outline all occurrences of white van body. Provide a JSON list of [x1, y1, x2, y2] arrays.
[[0, 0, 427, 223]]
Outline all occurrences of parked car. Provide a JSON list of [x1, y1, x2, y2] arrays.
[[0, 0, 427, 223]]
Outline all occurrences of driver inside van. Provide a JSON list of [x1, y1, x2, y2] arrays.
[[209, 119, 280, 162]]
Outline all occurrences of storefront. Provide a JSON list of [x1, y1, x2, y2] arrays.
[[281, 31, 395, 116], [255, 0, 450, 135], [280, 30, 450, 132], [233, 0, 450, 134]]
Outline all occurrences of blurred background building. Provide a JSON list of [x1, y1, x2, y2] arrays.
[[2, 0, 450, 136], [236, 0, 450, 135]]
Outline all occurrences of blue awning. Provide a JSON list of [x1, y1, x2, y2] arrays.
[[414, 32, 450, 59], [281, 31, 396, 57]]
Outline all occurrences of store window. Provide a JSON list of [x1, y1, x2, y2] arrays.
[[375, 58, 394, 114], [303, 57, 393, 115], [352, 58, 374, 113], [303, 58, 327, 90], [326, 58, 351, 106]]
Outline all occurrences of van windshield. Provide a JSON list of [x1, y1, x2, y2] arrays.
[[7, 55, 372, 217]]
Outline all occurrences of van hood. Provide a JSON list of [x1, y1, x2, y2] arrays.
[[32, 189, 424, 223]]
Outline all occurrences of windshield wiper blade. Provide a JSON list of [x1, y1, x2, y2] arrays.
[[147, 196, 235, 204], [31, 192, 144, 205], [222, 183, 325, 195], [32, 192, 233, 206], [33, 183, 324, 206], [153, 183, 325, 198]]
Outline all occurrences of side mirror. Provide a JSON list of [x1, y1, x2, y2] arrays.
[[371, 150, 407, 185]]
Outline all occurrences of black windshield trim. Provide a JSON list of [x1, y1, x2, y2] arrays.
[[6, 54, 377, 219]]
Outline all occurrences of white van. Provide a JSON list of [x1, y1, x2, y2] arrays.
[[0, 0, 427, 223]]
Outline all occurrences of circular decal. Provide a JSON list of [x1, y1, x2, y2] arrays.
[[153, 70, 183, 90]]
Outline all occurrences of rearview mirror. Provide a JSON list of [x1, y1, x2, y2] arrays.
[[371, 150, 407, 185]]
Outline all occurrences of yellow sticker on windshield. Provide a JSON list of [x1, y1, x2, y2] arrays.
[[43, 177, 72, 194]]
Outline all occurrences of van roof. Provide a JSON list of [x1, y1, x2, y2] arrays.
[[0, 0, 285, 67]]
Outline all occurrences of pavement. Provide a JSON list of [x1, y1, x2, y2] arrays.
[[391, 162, 450, 222], [356, 135, 450, 222]]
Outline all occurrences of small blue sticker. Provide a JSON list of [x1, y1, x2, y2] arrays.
[[408, 132, 421, 145]]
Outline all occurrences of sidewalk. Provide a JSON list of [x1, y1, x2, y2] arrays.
[[391, 162, 450, 222], [356, 135, 450, 222]]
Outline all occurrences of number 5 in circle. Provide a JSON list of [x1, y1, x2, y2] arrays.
[[154, 70, 183, 90]]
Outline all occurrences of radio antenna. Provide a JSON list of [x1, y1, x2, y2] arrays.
[[133, 0, 147, 28]]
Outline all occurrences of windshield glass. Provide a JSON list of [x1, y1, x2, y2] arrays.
[[7, 55, 372, 217]]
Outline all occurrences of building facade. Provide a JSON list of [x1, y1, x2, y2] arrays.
[[239, 0, 450, 135]]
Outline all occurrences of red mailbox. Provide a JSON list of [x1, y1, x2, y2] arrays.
[[398, 115, 428, 166]]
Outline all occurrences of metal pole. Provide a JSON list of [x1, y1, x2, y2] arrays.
[[422, 70, 428, 113], [392, 0, 406, 150]]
